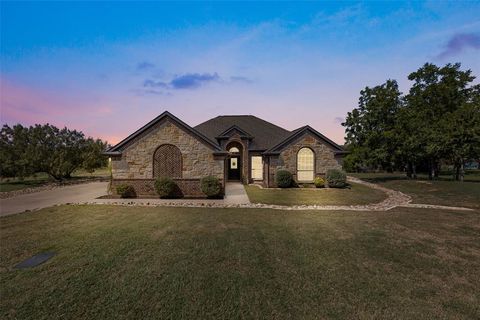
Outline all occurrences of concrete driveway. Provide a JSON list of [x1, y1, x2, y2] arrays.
[[0, 182, 109, 217]]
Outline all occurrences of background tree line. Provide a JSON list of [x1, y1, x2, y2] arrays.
[[342, 62, 480, 181], [0, 123, 108, 180]]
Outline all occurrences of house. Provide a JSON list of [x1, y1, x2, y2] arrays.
[[104, 111, 346, 197]]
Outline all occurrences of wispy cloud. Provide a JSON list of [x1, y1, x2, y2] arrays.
[[437, 33, 480, 59], [170, 73, 220, 89], [136, 61, 155, 71], [141, 72, 251, 94], [230, 76, 253, 83]]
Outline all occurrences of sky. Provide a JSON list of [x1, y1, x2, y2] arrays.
[[1, 1, 480, 145]]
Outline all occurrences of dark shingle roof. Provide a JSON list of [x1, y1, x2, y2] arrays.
[[194, 115, 291, 150]]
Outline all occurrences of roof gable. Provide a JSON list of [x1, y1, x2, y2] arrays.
[[264, 125, 345, 154], [216, 125, 253, 139], [194, 115, 291, 150], [105, 111, 220, 155]]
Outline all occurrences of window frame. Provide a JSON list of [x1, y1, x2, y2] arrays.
[[251, 156, 263, 181], [296, 147, 315, 182]]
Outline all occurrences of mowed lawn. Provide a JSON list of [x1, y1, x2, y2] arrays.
[[351, 173, 480, 209], [1, 205, 479, 319], [244, 182, 386, 206]]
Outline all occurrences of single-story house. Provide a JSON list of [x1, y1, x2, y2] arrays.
[[104, 111, 346, 197]]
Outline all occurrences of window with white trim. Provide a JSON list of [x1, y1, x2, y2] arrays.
[[251, 156, 263, 180], [297, 148, 314, 182], [229, 147, 240, 153]]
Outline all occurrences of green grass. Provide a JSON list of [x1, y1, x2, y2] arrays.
[[245, 182, 386, 206], [351, 172, 480, 209], [0, 168, 110, 193], [2, 205, 479, 319]]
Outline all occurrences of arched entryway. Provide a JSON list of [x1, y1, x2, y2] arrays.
[[226, 141, 243, 181]]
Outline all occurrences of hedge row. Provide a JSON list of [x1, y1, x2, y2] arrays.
[[275, 168, 347, 188], [115, 176, 223, 199]]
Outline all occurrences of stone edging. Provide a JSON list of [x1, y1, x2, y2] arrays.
[[69, 177, 472, 212]]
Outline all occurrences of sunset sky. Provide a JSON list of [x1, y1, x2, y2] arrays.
[[1, 1, 479, 144]]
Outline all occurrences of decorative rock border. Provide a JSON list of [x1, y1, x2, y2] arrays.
[[69, 176, 473, 212]]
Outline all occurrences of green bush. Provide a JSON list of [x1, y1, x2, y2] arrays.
[[116, 184, 137, 198], [154, 177, 181, 198], [276, 170, 293, 188], [201, 176, 223, 198], [314, 177, 325, 188], [326, 169, 347, 188]]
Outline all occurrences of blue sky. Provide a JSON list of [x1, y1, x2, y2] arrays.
[[1, 1, 480, 144]]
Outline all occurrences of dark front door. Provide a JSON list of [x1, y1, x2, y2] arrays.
[[228, 156, 241, 181]]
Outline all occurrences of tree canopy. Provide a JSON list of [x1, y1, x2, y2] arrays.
[[0, 123, 108, 180], [343, 63, 480, 180]]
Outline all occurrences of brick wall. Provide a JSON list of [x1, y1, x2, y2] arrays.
[[111, 178, 224, 198]]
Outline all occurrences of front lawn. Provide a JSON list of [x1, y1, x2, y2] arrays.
[[1, 205, 479, 319], [244, 182, 386, 206], [351, 173, 480, 209]]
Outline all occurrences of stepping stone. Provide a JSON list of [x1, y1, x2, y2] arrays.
[[15, 252, 56, 269]]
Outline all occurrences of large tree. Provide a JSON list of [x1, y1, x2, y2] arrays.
[[342, 62, 480, 180], [343, 79, 402, 171], [0, 124, 108, 180], [404, 63, 477, 179]]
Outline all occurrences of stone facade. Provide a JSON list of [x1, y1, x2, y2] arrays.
[[112, 119, 223, 180], [107, 112, 346, 195], [266, 133, 342, 187], [111, 119, 224, 197]]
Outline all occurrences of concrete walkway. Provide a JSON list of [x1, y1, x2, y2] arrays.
[[0, 182, 109, 216], [224, 182, 251, 204], [0, 181, 251, 216]]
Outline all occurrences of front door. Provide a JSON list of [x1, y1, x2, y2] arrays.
[[228, 156, 241, 181]]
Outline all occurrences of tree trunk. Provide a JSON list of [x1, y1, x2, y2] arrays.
[[406, 163, 412, 178], [412, 163, 417, 179], [460, 161, 465, 182], [428, 160, 434, 180]]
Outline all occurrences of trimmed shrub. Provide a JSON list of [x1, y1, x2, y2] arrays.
[[314, 177, 325, 188], [326, 169, 347, 188], [276, 170, 293, 188], [154, 177, 181, 198], [116, 184, 137, 198], [201, 176, 223, 198]]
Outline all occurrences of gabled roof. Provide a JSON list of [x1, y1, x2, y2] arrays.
[[264, 125, 345, 155], [104, 111, 220, 155], [194, 115, 291, 150], [215, 125, 253, 139]]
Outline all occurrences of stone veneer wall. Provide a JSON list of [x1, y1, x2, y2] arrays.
[[111, 119, 224, 196], [267, 133, 342, 187]]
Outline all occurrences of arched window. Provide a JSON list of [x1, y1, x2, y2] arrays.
[[229, 146, 240, 153], [153, 144, 182, 178], [297, 148, 314, 182]]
